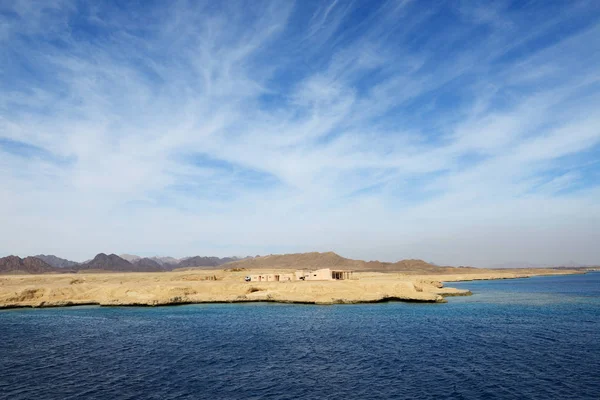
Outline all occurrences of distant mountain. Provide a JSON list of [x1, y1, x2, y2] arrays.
[[107, 254, 246, 270], [0, 256, 62, 274], [556, 261, 592, 268], [176, 256, 239, 268], [490, 261, 551, 269], [490, 261, 594, 269], [77, 253, 145, 272], [119, 254, 142, 263], [222, 252, 355, 270], [132, 257, 165, 272], [34, 254, 79, 268], [149, 256, 180, 266], [222, 252, 464, 273], [119, 254, 180, 267]]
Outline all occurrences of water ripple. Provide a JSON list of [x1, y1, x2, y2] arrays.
[[1, 274, 599, 399]]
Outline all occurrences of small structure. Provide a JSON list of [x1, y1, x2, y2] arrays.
[[331, 270, 352, 280], [295, 268, 353, 281], [245, 269, 352, 282], [246, 273, 294, 282]]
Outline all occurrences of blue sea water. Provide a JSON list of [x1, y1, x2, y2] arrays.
[[1, 273, 599, 400]]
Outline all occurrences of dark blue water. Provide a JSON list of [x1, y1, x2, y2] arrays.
[[1, 273, 599, 400]]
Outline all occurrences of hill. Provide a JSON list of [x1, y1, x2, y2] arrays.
[[132, 257, 165, 272], [222, 252, 357, 269], [120, 255, 180, 268], [0, 256, 62, 274], [34, 254, 79, 268], [176, 256, 239, 268], [119, 254, 142, 263], [150, 256, 180, 266], [116, 255, 243, 269], [1, 252, 480, 274], [76, 253, 164, 272], [221, 252, 473, 273]]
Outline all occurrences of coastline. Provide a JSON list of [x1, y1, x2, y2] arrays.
[[0, 269, 585, 309]]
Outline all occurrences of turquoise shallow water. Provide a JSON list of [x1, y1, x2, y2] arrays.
[[1, 273, 599, 399]]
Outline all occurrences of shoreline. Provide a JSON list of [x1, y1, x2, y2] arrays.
[[0, 296, 450, 310], [0, 269, 586, 310]]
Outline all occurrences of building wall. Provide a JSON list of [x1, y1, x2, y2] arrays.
[[248, 273, 294, 282], [305, 268, 333, 281], [294, 270, 311, 280], [331, 270, 353, 280], [306, 269, 353, 280]]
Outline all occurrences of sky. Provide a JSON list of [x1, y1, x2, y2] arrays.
[[1, 0, 599, 267]]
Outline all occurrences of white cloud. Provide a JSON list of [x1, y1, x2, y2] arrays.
[[0, 1, 599, 266]]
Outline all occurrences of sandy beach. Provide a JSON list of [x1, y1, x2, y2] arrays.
[[0, 268, 584, 309]]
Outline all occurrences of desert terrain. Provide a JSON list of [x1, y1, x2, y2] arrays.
[[0, 266, 585, 309]]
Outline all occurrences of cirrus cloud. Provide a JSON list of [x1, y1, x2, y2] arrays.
[[1, 0, 599, 267]]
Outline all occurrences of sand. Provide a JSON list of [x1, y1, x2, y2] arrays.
[[0, 268, 584, 309]]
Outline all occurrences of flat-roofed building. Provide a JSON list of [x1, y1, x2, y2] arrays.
[[246, 273, 294, 282], [296, 268, 353, 281], [246, 269, 352, 282]]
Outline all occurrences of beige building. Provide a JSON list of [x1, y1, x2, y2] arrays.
[[296, 268, 353, 281], [246, 273, 294, 282], [246, 268, 353, 282]]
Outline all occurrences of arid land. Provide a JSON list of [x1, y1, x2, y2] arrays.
[[0, 267, 586, 309]]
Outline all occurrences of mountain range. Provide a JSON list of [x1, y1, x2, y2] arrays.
[[34, 254, 79, 268], [0, 256, 62, 274], [0, 253, 249, 274], [177, 256, 239, 268], [75, 253, 161, 272], [222, 252, 463, 273], [1, 252, 595, 275], [0, 252, 452, 275]]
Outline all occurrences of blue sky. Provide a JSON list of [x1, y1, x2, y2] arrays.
[[1, 0, 599, 266]]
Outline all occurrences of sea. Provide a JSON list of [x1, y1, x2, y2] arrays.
[[1, 273, 599, 400]]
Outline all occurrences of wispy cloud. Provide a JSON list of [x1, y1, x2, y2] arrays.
[[1, 0, 599, 266]]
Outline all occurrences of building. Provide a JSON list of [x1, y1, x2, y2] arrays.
[[246, 273, 294, 282], [245, 268, 353, 282], [296, 268, 353, 281]]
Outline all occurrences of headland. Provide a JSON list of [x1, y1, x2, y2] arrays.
[[0, 265, 585, 309]]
